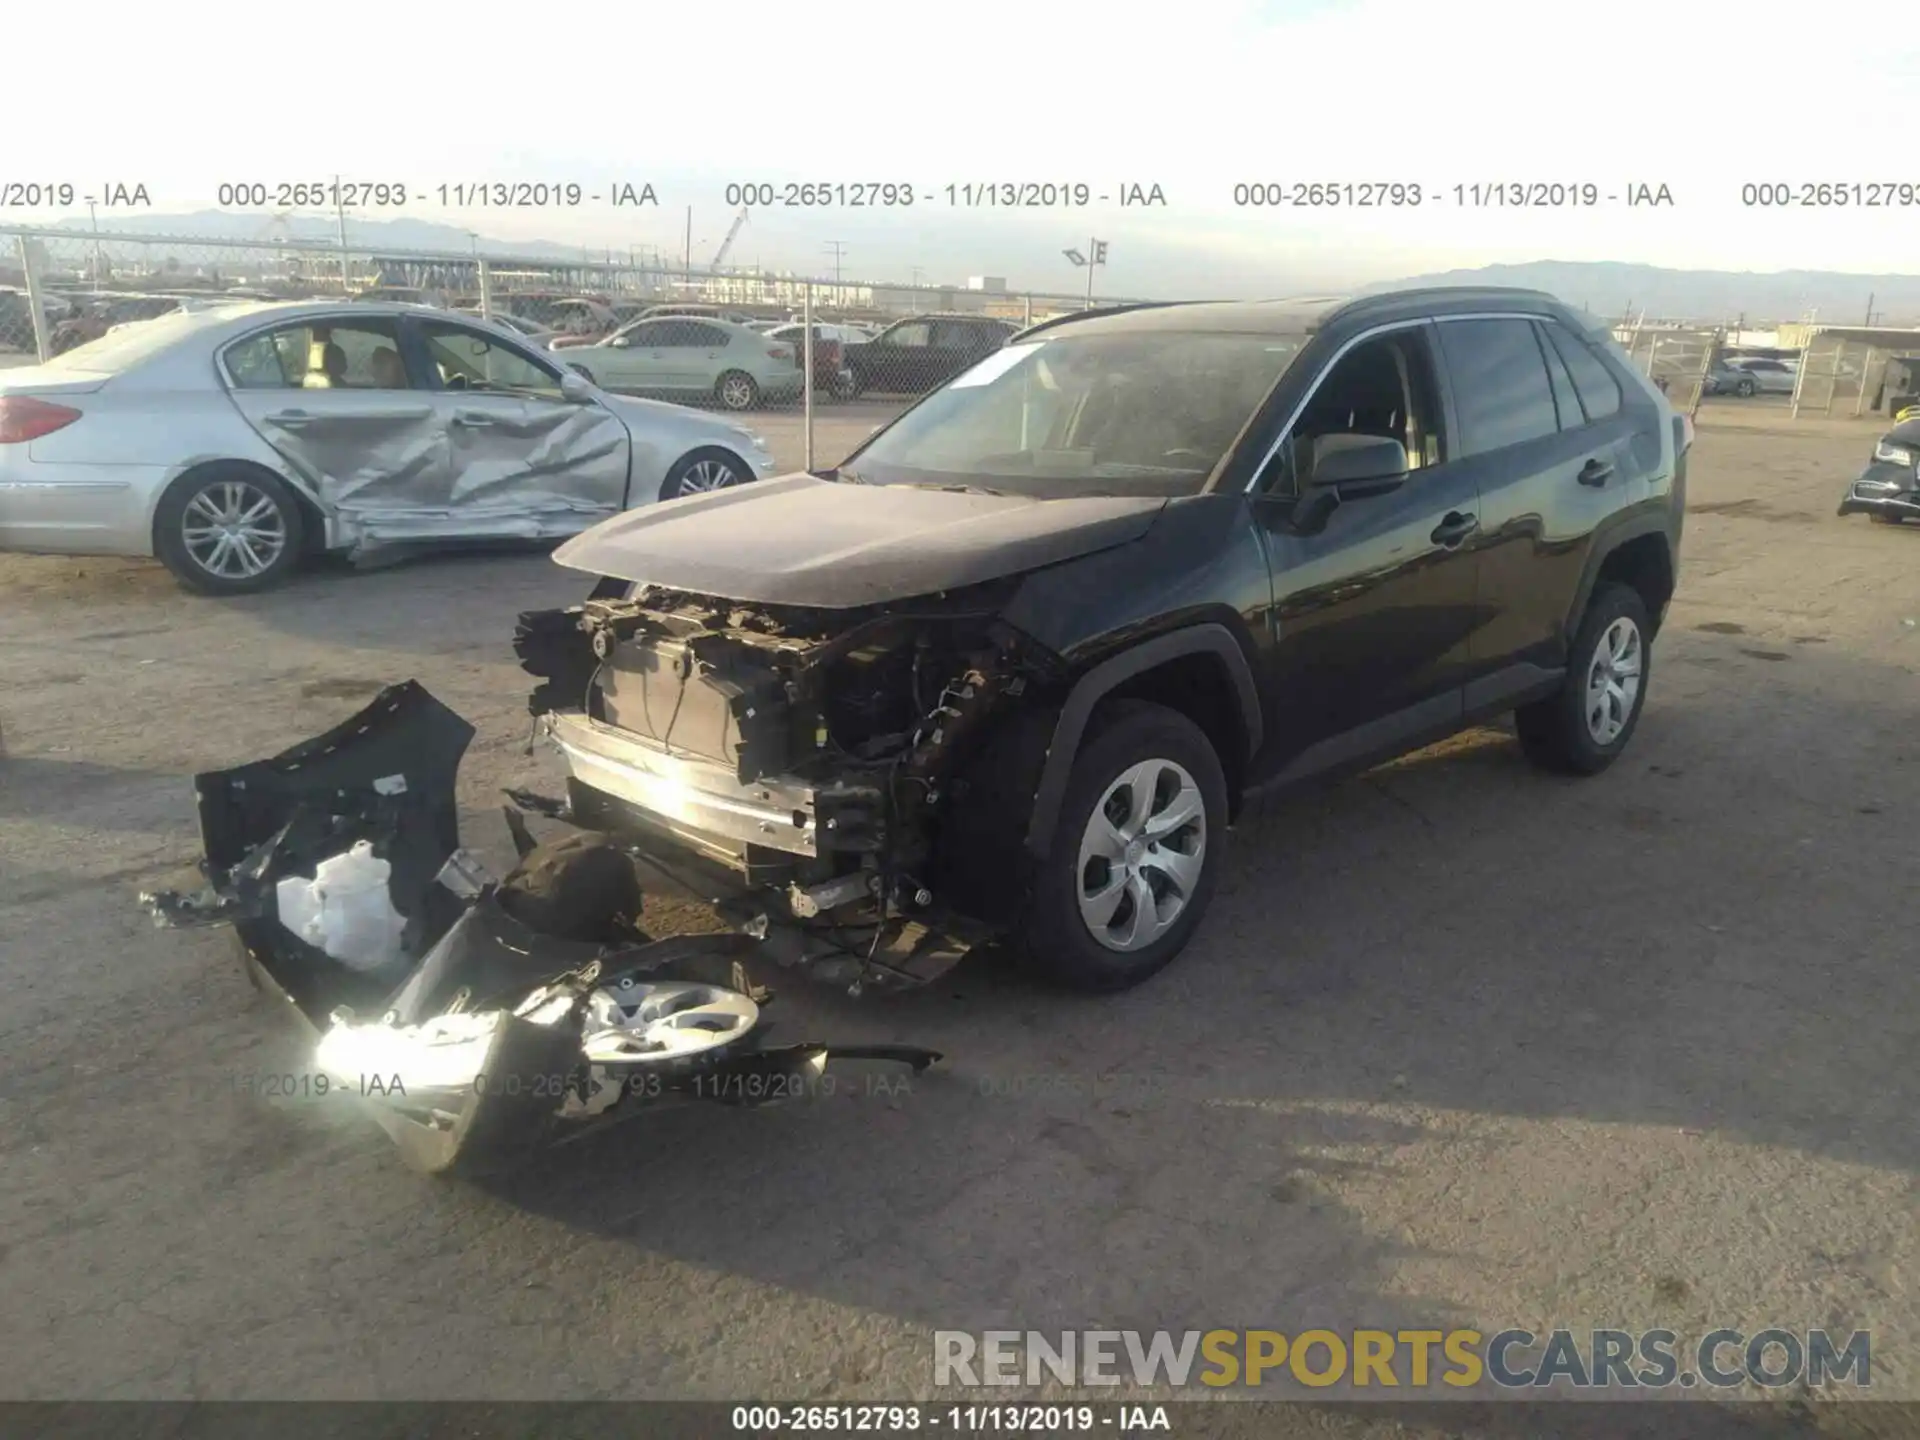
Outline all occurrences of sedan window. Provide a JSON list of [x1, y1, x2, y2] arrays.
[[224, 320, 408, 390], [883, 321, 933, 348], [420, 321, 563, 397]]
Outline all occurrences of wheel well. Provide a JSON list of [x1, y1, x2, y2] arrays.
[[155, 460, 326, 556], [1093, 653, 1249, 815], [1593, 533, 1675, 634]]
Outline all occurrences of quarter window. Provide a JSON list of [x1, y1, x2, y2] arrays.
[[1437, 318, 1561, 455], [1535, 322, 1586, 430], [1541, 321, 1623, 421]]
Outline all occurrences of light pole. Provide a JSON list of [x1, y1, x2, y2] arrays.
[[825, 241, 848, 286], [1062, 238, 1107, 310]]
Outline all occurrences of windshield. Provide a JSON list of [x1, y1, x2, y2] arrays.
[[842, 331, 1308, 497]]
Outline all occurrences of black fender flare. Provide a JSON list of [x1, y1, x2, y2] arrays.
[[1024, 623, 1263, 859], [1564, 507, 1676, 641]]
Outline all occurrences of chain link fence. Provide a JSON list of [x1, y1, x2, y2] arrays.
[[1789, 332, 1920, 419], [1610, 325, 1720, 416]]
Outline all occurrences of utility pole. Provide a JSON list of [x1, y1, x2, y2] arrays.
[[1865, 292, 1876, 326], [825, 241, 848, 285], [684, 206, 693, 283], [335, 174, 351, 295], [910, 266, 925, 289], [87, 200, 103, 284]]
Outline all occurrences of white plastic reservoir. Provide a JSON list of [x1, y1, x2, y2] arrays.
[[274, 840, 408, 972]]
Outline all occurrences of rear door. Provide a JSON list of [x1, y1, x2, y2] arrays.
[[677, 320, 738, 394], [222, 313, 451, 516], [867, 319, 934, 393], [1439, 313, 1638, 691], [410, 317, 632, 520]]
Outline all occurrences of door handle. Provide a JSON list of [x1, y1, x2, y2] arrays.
[[1430, 511, 1478, 547], [452, 410, 495, 427], [1578, 458, 1614, 487], [265, 410, 312, 426]]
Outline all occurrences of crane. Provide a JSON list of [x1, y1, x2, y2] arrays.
[[710, 206, 748, 272]]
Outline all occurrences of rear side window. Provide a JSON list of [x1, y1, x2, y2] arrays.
[[1541, 321, 1622, 421], [1437, 318, 1560, 455], [1534, 322, 1585, 430]]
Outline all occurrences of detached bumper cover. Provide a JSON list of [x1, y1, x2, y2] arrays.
[[139, 681, 941, 1176]]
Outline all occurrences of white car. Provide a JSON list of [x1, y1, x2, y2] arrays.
[[0, 300, 780, 594], [1727, 358, 1797, 395]]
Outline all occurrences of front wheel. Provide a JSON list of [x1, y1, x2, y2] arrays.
[[1736, 377, 1756, 397], [1869, 511, 1904, 525], [660, 447, 752, 501], [1020, 700, 1228, 993], [1515, 583, 1651, 775], [153, 465, 306, 595], [716, 370, 760, 411]]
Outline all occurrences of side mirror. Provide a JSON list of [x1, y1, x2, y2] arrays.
[[560, 370, 595, 402], [609, 336, 630, 348], [1308, 434, 1409, 500]]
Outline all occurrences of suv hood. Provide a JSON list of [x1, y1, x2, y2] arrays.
[[551, 472, 1167, 607]]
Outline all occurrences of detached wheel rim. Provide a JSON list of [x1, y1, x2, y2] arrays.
[[678, 457, 741, 493], [180, 479, 287, 580], [720, 374, 754, 409], [1585, 616, 1643, 746], [1076, 757, 1206, 953]]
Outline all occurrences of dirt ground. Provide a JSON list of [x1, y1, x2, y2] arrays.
[[0, 397, 1915, 1432]]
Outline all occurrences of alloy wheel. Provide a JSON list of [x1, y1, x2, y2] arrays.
[[1076, 757, 1207, 953], [1584, 616, 1643, 746], [677, 458, 741, 494], [719, 374, 755, 410], [180, 480, 288, 581]]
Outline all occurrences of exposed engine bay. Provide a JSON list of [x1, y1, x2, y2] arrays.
[[515, 580, 1067, 990], [139, 682, 939, 1175]]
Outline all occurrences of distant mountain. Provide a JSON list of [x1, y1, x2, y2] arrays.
[[34, 209, 596, 262], [1361, 261, 1920, 326]]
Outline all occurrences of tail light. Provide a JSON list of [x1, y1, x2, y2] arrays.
[[767, 346, 792, 361], [0, 396, 82, 444]]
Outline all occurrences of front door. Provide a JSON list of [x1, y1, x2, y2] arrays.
[[222, 314, 450, 519], [410, 318, 632, 521], [1251, 324, 1483, 773]]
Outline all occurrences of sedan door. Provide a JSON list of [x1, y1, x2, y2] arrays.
[[222, 315, 451, 518], [573, 321, 671, 390], [410, 317, 632, 525]]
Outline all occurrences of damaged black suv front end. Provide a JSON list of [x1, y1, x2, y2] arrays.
[[141, 681, 940, 1176], [514, 576, 1071, 992]]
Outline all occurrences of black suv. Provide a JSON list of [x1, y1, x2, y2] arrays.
[[844, 313, 1019, 396], [518, 288, 1687, 994]]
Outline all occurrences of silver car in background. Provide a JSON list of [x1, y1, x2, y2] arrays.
[[0, 301, 780, 594]]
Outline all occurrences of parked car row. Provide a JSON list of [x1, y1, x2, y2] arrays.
[[1702, 355, 1798, 397]]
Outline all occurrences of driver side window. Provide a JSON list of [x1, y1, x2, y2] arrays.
[[1267, 330, 1445, 497], [884, 321, 932, 348], [419, 321, 562, 397]]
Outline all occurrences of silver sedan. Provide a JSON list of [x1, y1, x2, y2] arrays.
[[0, 300, 781, 594]]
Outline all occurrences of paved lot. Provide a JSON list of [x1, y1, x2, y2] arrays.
[[0, 400, 1915, 1432]]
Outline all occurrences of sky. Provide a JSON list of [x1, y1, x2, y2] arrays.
[[7, 0, 1918, 294]]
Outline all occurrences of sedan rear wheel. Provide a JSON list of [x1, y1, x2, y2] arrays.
[[716, 370, 760, 411], [154, 465, 305, 595]]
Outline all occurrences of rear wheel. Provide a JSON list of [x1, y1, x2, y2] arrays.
[[153, 464, 305, 595], [1736, 377, 1756, 397], [716, 370, 760, 411], [1020, 700, 1228, 993], [660, 447, 752, 501], [1869, 511, 1904, 525], [1515, 583, 1651, 775]]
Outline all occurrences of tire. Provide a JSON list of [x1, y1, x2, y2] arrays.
[[1869, 511, 1904, 525], [1019, 700, 1228, 993], [1515, 582, 1652, 775], [715, 370, 760, 411], [152, 464, 305, 596], [1736, 378, 1755, 397], [660, 447, 752, 501]]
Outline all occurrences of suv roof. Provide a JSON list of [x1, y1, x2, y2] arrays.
[[1031, 288, 1570, 340]]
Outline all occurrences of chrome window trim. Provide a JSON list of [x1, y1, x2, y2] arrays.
[[1239, 310, 1557, 493]]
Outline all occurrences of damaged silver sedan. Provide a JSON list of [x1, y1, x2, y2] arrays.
[[141, 682, 938, 1175], [0, 301, 778, 595]]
